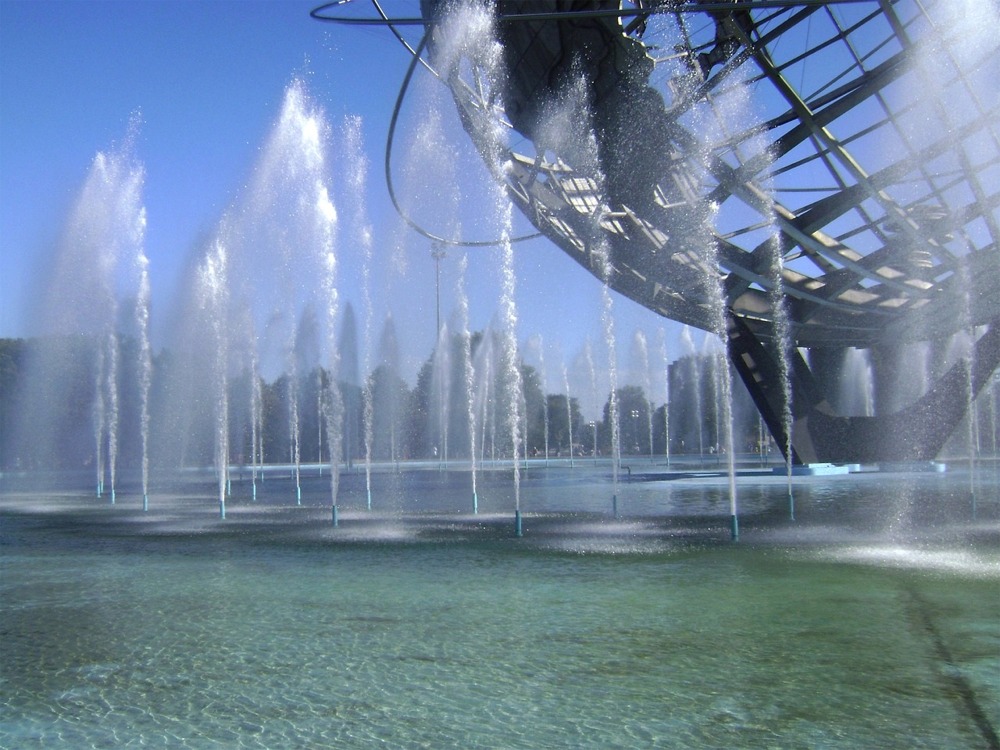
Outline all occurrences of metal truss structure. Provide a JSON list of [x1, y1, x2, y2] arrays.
[[316, 1, 999, 463]]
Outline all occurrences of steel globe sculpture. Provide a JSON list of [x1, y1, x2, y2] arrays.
[[314, 0, 999, 464]]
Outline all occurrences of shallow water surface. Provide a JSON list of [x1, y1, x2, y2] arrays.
[[2, 467, 998, 748]]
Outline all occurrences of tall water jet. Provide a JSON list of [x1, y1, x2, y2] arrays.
[[390, 0, 1000, 475], [288, 314, 308, 503], [319, 226, 342, 524], [598, 250, 621, 518], [94, 348, 106, 498], [540, 342, 549, 465], [632, 329, 654, 461], [316, 367, 325, 471], [680, 326, 705, 458], [766, 231, 795, 518], [897, 0, 998, 497], [582, 340, 599, 462], [725, 66, 796, 512], [533, 65, 621, 511], [177, 79, 341, 518], [431, 322, 452, 470], [456, 254, 479, 512], [97, 249, 118, 501], [428, 0, 523, 533], [674, 47, 742, 534], [694, 216, 738, 537], [23, 122, 148, 504], [246, 79, 340, 512], [524, 335, 549, 465], [341, 116, 375, 511], [197, 232, 230, 520], [134, 225, 152, 511], [374, 315, 403, 470], [249, 343, 263, 500], [562, 359, 574, 468], [679, 72, 739, 533], [472, 327, 497, 468], [657, 327, 671, 469], [336, 304, 360, 474], [109, 332, 123, 503], [705, 243, 739, 540], [703, 335, 722, 464], [498, 227, 524, 534], [955, 266, 979, 516]]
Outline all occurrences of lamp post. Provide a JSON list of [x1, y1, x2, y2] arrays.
[[630, 408, 639, 455]]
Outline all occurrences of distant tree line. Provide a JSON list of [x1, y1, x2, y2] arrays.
[[0, 333, 773, 473]]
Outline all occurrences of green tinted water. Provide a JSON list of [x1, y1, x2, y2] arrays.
[[2, 471, 998, 748]]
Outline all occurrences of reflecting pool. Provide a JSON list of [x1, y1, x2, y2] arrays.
[[2, 464, 998, 748]]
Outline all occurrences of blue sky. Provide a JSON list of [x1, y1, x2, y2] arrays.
[[0, 0, 691, 412]]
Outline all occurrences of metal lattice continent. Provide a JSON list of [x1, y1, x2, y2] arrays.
[[440, 0, 999, 349]]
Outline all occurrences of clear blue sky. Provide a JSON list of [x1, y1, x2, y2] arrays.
[[0, 0, 690, 414]]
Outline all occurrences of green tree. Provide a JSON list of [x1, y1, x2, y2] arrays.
[[521, 364, 546, 456], [368, 364, 411, 461], [546, 393, 582, 456], [601, 384, 652, 455], [0, 338, 26, 469]]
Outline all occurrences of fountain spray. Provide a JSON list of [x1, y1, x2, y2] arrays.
[[45, 129, 146, 508], [431, 0, 522, 534], [457, 255, 479, 513], [765, 231, 795, 519], [634, 329, 654, 461], [658, 328, 671, 470], [197, 233, 230, 520], [562, 360, 574, 469], [584, 341, 599, 465], [342, 115, 375, 511], [135, 223, 152, 511]]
